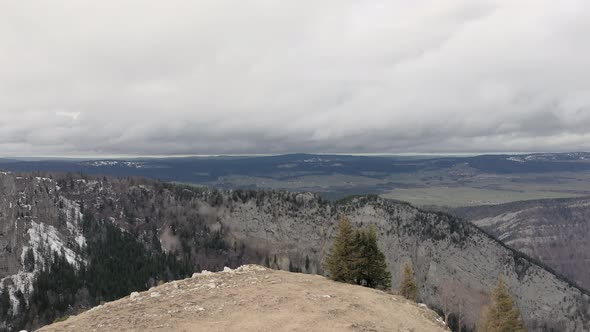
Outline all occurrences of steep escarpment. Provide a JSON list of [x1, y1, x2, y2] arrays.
[[218, 195, 590, 332], [39, 265, 449, 332], [452, 197, 590, 291], [0, 172, 589, 331]]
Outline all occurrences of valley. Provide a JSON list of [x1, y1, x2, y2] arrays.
[[2, 153, 590, 207]]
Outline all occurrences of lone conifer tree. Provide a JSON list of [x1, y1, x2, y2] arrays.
[[479, 277, 527, 332], [325, 218, 392, 290], [399, 263, 418, 301], [352, 226, 391, 289], [324, 217, 356, 282]]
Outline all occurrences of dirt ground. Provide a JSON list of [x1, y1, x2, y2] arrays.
[[38, 265, 448, 332]]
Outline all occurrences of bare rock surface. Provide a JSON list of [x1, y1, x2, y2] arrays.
[[38, 265, 448, 332], [452, 197, 590, 290]]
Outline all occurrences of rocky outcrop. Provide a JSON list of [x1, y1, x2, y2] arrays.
[[39, 265, 449, 332], [0, 173, 589, 331]]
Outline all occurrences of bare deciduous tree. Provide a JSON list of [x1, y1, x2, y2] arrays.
[[440, 280, 466, 331]]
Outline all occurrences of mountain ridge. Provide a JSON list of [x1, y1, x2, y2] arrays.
[[451, 196, 590, 291], [0, 172, 588, 331]]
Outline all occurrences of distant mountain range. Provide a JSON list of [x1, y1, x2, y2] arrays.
[[1, 152, 590, 194], [0, 152, 589, 181], [1, 152, 590, 208]]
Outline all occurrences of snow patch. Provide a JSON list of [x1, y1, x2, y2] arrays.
[[82, 161, 145, 168], [0, 272, 35, 314], [59, 197, 86, 248], [60, 197, 83, 224], [507, 157, 525, 163], [35, 176, 53, 182], [27, 221, 81, 268], [75, 234, 86, 248]]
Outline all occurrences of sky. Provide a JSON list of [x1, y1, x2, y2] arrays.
[[1, 0, 590, 157]]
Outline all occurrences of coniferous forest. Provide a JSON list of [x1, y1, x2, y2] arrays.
[[7, 216, 192, 330]]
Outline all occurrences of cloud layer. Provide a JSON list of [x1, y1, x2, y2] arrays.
[[1, 0, 590, 156]]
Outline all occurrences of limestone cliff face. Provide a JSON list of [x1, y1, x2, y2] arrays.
[[453, 197, 590, 292], [0, 172, 589, 331], [217, 195, 589, 331], [0, 174, 85, 304]]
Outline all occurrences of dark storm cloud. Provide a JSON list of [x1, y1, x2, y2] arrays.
[[1, 0, 590, 156]]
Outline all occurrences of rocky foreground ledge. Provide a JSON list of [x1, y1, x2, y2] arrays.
[[38, 265, 448, 332]]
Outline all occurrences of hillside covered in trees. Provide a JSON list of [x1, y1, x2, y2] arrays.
[[0, 172, 588, 331]]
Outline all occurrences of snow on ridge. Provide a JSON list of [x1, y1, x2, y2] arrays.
[[507, 156, 525, 163], [0, 196, 87, 315], [35, 176, 53, 182], [17, 220, 85, 309], [60, 197, 86, 248], [82, 160, 145, 168], [507, 153, 590, 163], [303, 157, 328, 163], [27, 221, 81, 268], [75, 234, 86, 248], [61, 197, 83, 224]]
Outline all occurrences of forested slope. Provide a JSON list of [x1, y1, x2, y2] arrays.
[[0, 172, 588, 331]]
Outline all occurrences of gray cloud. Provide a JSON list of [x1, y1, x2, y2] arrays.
[[1, 0, 590, 156]]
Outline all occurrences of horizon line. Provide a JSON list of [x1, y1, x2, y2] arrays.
[[2, 151, 589, 161]]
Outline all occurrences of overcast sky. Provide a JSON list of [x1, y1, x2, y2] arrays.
[[1, 0, 590, 156]]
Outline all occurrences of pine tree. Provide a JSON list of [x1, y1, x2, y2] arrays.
[[23, 248, 35, 273], [399, 263, 418, 301], [324, 217, 356, 282], [0, 285, 10, 316], [352, 226, 391, 289], [479, 277, 527, 332]]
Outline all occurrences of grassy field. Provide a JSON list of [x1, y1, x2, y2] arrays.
[[380, 171, 590, 207], [380, 187, 580, 207]]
